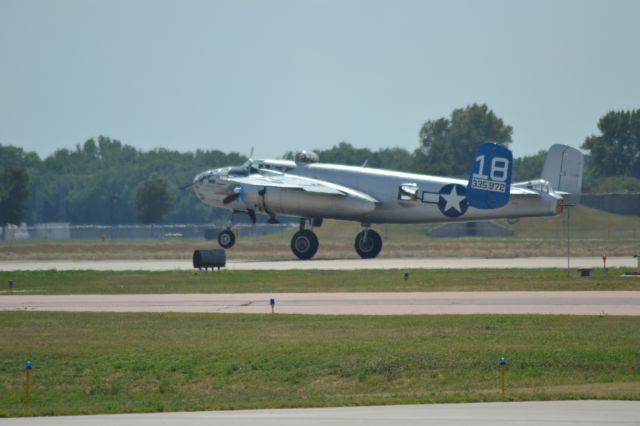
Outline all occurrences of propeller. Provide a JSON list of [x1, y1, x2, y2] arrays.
[[223, 192, 240, 205], [247, 209, 256, 224], [180, 182, 193, 190], [223, 186, 243, 205]]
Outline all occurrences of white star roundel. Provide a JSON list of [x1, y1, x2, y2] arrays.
[[437, 184, 469, 217]]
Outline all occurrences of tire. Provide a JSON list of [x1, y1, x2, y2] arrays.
[[217, 230, 236, 249], [354, 229, 382, 259], [290, 230, 319, 260]]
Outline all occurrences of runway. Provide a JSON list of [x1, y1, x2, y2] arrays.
[[0, 256, 636, 271], [2, 401, 639, 425], [2, 291, 640, 315]]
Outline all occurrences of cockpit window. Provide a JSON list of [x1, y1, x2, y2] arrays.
[[294, 150, 319, 164], [228, 166, 249, 177]]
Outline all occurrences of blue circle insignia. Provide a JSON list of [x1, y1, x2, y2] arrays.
[[438, 184, 469, 218]]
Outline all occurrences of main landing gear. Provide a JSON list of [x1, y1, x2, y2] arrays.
[[289, 220, 382, 260], [215, 214, 383, 261], [290, 219, 319, 260], [354, 227, 382, 259]]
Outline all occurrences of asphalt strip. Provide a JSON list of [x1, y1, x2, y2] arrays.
[[1, 401, 639, 426], [2, 291, 640, 315], [0, 256, 637, 271]]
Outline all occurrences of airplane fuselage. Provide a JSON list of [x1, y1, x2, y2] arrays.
[[195, 161, 561, 225], [287, 163, 561, 223]]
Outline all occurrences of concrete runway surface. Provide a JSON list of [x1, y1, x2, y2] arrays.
[[2, 401, 639, 425], [2, 291, 640, 315], [0, 256, 637, 271]]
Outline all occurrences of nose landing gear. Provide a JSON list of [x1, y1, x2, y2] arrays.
[[217, 229, 236, 249]]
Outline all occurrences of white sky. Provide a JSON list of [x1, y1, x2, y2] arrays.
[[1, 0, 639, 160]]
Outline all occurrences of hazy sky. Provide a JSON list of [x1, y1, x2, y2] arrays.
[[1, 0, 639, 160]]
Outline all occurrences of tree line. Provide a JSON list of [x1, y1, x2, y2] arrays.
[[1, 105, 639, 226]]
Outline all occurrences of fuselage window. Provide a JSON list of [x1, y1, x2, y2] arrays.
[[398, 183, 419, 201]]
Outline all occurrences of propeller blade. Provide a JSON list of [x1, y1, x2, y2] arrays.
[[180, 183, 193, 190], [222, 193, 241, 205], [247, 209, 256, 224]]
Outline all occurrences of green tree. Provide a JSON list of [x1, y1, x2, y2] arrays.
[[133, 177, 174, 224], [588, 176, 640, 193], [512, 150, 546, 182], [0, 165, 31, 226], [581, 109, 640, 179], [413, 104, 513, 177]]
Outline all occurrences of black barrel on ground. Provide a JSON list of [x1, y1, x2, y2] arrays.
[[193, 249, 226, 270]]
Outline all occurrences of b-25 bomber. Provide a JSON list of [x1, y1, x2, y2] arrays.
[[192, 143, 583, 260]]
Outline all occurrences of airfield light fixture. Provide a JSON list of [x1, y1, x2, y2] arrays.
[[25, 360, 32, 413], [499, 357, 507, 394]]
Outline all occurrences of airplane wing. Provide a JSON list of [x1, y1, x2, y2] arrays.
[[227, 173, 380, 202]]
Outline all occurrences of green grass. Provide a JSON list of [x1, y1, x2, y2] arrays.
[[1, 268, 639, 295], [1, 312, 639, 416]]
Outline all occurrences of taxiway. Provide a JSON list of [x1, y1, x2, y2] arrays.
[[2, 291, 640, 315], [2, 401, 639, 425], [0, 256, 635, 271]]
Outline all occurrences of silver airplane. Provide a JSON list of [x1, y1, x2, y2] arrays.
[[192, 143, 583, 260]]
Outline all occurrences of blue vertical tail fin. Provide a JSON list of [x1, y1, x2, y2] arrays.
[[466, 142, 512, 209]]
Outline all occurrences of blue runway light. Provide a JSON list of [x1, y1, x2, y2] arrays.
[[403, 272, 409, 280], [270, 298, 275, 306], [500, 357, 506, 365], [8, 280, 13, 288], [26, 360, 32, 370]]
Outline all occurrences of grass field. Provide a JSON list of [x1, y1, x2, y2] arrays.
[[1, 268, 639, 295], [1, 205, 638, 261], [1, 312, 638, 416]]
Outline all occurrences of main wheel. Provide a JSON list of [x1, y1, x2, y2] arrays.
[[290, 230, 319, 260], [354, 229, 382, 259], [217, 229, 236, 249]]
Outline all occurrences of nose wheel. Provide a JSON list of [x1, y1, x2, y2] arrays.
[[291, 230, 319, 260], [217, 229, 236, 249], [355, 229, 382, 259]]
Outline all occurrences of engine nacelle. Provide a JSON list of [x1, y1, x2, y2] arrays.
[[241, 185, 375, 219]]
